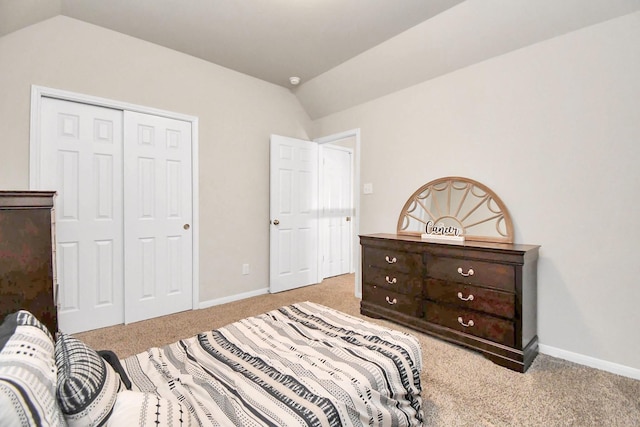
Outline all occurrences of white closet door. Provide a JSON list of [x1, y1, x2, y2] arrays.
[[123, 111, 193, 324], [321, 145, 352, 278], [38, 97, 195, 332], [41, 97, 124, 334]]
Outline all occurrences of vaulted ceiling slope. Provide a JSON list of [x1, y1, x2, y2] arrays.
[[296, 0, 640, 118], [0, 0, 464, 86], [2, 0, 639, 119]]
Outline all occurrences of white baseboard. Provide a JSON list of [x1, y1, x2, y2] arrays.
[[198, 287, 269, 310], [539, 344, 640, 380]]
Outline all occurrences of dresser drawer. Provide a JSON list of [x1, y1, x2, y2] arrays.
[[426, 255, 515, 292], [424, 301, 515, 347], [363, 247, 422, 274], [362, 268, 423, 295], [425, 279, 515, 318], [363, 285, 422, 317]]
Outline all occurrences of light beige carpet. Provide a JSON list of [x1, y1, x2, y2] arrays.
[[77, 274, 640, 426]]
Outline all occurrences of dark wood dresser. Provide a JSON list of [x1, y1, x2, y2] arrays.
[[0, 191, 57, 334], [361, 233, 539, 372]]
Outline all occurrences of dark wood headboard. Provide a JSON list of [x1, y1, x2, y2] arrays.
[[0, 191, 57, 335]]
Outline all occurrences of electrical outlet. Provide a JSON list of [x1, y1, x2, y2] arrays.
[[242, 263, 250, 275], [363, 183, 373, 194]]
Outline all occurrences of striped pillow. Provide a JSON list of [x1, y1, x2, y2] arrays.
[[0, 310, 66, 426], [55, 333, 123, 426]]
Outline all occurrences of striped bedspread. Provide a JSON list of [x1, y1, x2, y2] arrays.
[[121, 302, 423, 426]]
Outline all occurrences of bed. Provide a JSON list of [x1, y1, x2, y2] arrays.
[[0, 302, 424, 426]]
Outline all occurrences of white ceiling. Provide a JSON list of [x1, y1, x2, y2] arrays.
[[0, 0, 465, 86], [2, 0, 640, 118]]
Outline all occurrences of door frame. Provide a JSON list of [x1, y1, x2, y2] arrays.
[[314, 129, 362, 298], [29, 85, 200, 309]]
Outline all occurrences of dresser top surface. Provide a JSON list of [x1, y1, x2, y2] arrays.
[[360, 233, 540, 254], [0, 191, 55, 208]]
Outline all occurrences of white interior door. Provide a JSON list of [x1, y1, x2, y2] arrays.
[[123, 111, 193, 324], [269, 135, 319, 293], [40, 97, 124, 333], [320, 144, 353, 278]]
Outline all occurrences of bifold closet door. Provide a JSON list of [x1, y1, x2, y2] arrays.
[[39, 98, 193, 333], [41, 98, 125, 333]]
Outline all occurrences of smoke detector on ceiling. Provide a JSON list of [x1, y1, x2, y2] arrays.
[[289, 76, 301, 85]]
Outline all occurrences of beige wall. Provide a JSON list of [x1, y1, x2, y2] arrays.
[[312, 12, 640, 371], [0, 16, 312, 302]]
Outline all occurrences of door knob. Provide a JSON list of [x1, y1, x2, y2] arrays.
[[273, 219, 280, 225], [183, 224, 190, 230]]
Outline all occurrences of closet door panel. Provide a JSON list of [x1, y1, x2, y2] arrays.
[[40, 98, 124, 334], [123, 111, 193, 324]]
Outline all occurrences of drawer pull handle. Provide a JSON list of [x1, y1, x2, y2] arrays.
[[457, 267, 474, 277], [385, 296, 398, 305], [385, 276, 397, 284], [457, 291, 474, 301], [385, 256, 397, 264], [457, 316, 475, 327]]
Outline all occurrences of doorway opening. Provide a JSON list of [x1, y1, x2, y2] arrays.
[[315, 130, 361, 298], [268, 130, 361, 297]]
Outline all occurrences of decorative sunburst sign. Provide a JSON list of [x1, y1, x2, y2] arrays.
[[397, 177, 514, 244]]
